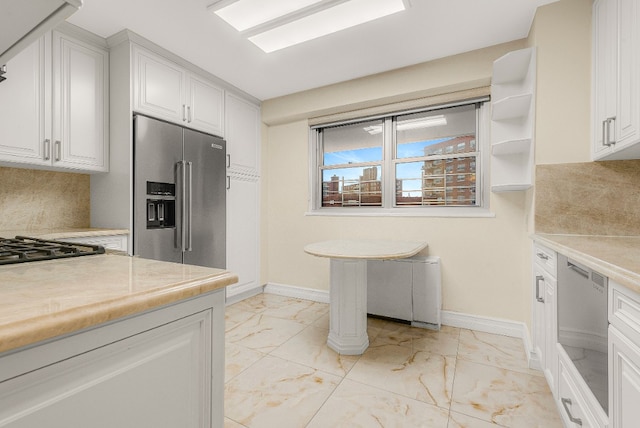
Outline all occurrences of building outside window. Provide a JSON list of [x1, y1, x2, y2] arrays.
[[312, 101, 486, 212]]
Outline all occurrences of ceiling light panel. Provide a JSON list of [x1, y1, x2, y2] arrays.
[[210, 0, 324, 32], [248, 0, 407, 53]]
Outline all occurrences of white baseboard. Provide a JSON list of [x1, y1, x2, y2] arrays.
[[264, 282, 330, 304], [225, 283, 264, 306]]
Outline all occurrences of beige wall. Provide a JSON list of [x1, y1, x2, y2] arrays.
[[261, 0, 593, 325]]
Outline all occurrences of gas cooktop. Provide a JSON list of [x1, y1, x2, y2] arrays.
[[0, 236, 105, 265]]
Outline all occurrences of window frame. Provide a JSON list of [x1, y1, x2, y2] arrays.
[[307, 99, 493, 218]]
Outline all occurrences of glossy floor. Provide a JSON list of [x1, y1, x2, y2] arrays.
[[224, 293, 562, 428]]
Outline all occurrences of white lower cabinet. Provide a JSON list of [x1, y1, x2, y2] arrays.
[[608, 279, 640, 428], [531, 243, 557, 394], [558, 351, 600, 428], [62, 234, 128, 252], [0, 291, 225, 428], [609, 325, 640, 428], [226, 174, 260, 300]]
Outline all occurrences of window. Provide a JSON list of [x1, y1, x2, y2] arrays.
[[312, 101, 487, 213]]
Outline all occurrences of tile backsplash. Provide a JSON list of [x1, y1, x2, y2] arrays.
[[0, 167, 90, 230], [535, 160, 640, 236]]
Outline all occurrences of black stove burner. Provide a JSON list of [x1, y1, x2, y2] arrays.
[[0, 236, 105, 265]]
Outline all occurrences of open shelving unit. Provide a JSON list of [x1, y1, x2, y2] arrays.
[[490, 47, 536, 192]]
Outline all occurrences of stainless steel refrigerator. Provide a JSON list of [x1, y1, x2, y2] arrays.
[[133, 114, 226, 269]]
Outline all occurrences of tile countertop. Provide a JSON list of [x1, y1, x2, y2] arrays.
[[533, 234, 640, 294], [0, 253, 237, 355], [0, 228, 129, 240]]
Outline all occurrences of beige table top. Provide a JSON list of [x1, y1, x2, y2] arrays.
[[304, 240, 427, 260]]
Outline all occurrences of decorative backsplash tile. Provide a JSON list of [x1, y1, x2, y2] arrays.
[[535, 160, 640, 236], [0, 167, 90, 230]]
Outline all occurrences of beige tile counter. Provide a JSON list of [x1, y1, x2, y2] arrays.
[[0, 253, 237, 355], [533, 234, 640, 294]]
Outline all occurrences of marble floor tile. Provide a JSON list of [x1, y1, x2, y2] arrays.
[[346, 343, 456, 408], [306, 379, 450, 428], [224, 417, 246, 428], [450, 360, 562, 428], [225, 342, 265, 383], [271, 325, 359, 377], [457, 329, 543, 377], [225, 313, 307, 353], [447, 411, 506, 428], [372, 323, 460, 355], [224, 355, 341, 428], [260, 298, 329, 325]]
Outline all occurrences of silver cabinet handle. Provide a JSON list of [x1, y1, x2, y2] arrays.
[[43, 139, 51, 161], [226, 176, 231, 190], [182, 104, 187, 122], [187, 105, 192, 123], [603, 116, 616, 146], [536, 252, 549, 261], [535, 275, 545, 303], [561, 398, 582, 426], [226, 153, 231, 168], [54, 140, 61, 161], [567, 260, 589, 279]]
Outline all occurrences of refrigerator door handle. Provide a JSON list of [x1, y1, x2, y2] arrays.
[[176, 160, 187, 252], [186, 161, 193, 251]]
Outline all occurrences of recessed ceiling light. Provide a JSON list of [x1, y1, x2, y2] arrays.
[[208, 0, 324, 32], [210, 0, 408, 53]]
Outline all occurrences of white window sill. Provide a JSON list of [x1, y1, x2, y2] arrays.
[[305, 207, 495, 218]]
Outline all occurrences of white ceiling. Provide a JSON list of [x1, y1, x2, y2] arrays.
[[67, 0, 559, 101]]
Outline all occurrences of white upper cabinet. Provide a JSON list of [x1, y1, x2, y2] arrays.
[[592, 0, 640, 160], [133, 46, 224, 137], [52, 30, 109, 171], [0, 26, 108, 173], [0, 36, 50, 167], [225, 93, 260, 175]]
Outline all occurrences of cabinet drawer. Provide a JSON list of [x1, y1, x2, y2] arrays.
[[62, 235, 128, 252], [534, 242, 557, 277], [558, 357, 598, 428], [610, 280, 640, 345]]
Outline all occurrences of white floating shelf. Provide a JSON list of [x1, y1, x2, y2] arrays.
[[491, 183, 533, 193], [491, 94, 532, 121], [491, 138, 532, 156], [492, 49, 534, 85]]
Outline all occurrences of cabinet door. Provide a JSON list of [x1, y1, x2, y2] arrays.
[[609, 325, 640, 428], [52, 31, 109, 172], [615, 0, 640, 149], [593, 0, 617, 159], [225, 93, 260, 175], [226, 175, 260, 299], [532, 268, 547, 371], [0, 310, 213, 428], [187, 74, 224, 137], [544, 277, 557, 395], [133, 46, 186, 124], [0, 36, 50, 166]]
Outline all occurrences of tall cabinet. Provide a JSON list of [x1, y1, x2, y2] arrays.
[[225, 93, 262, 302]]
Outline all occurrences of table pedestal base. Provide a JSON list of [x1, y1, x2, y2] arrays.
[[327, 258, 369, 355]]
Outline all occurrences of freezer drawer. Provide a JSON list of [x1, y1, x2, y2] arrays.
[[367, 256, 441, 329]]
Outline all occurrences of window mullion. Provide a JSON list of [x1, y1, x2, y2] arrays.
[[383, 117, 394, 208]]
